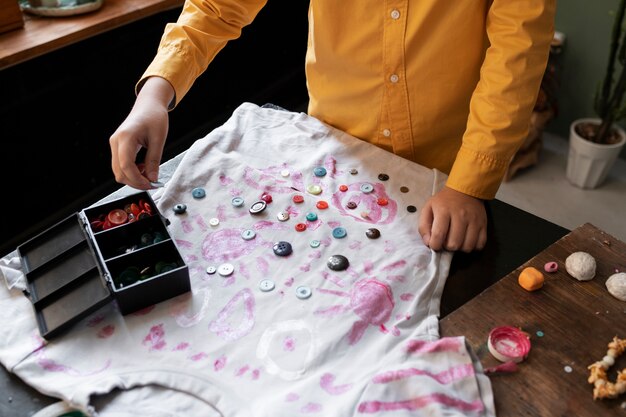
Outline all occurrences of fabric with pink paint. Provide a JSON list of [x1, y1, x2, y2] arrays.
[[0, 103, 495, 416]]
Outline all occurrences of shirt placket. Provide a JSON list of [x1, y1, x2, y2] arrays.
[[380, 0, 413, 160]]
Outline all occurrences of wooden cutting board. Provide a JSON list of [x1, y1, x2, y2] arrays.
[[440, 223, 626, 416]]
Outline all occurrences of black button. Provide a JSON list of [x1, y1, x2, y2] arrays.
[[378, 173, 389, 181], [327, 255, 350, 271], [407, 205, 417, 213], [173, 203, 187, 214], [273, 241, 293, 256], [366, 228, 381, 239]]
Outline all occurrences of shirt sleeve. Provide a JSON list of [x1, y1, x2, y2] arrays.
[[136, 0, 269, 109], [446, 0, 556, 200]]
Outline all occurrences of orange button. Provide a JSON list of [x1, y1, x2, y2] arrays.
[[293, 195, 304, 204], [108, 209, 128, 225], [295, 223, 307, 232], [377, 198, 388, 206], [316, 200, 329, 209], [339, 184, 348, 192]]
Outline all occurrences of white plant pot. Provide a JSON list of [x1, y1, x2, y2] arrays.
[[566, 118, 626, 189]]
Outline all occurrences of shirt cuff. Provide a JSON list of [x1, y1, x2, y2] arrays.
[[445, 146, 511, 200]]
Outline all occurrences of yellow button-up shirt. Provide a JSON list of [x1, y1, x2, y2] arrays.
[[140, 0, 555, 200]]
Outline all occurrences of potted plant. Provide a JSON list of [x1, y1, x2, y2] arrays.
[[567, 0, 626, 188]]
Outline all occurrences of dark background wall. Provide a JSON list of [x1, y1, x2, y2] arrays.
[[0, 2, 309, 257]]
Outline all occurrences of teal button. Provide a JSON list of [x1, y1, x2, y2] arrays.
[[306, 212, 318, 221], [310, 239, 321, 248], [313, 167, 327, 177], [332, 227, 347, 239], [192, 187, 206, 199]]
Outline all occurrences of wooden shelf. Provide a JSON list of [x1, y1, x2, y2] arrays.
[[0, 0, 183, 70]]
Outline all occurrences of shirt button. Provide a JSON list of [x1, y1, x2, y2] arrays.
[[306, 212, 318, 221], [280, 169, 290, 177], [310, 239, 321, 248], [366, 228, 381, 239], [173, 203, 187, 214], [249, 200, 267, 214], [383, 129, 391, 137], [339, 184, 348, 192], [273, 241, 293, 256], [192, 187, 206, 199], [306, 184, 323, 195], [327, 254, 350, 271], [218, 263, 234, 276], [332, 227, 347, 239], [231, 197, 244, 207], [295, 223, 307, 232], [389, 74, 399, 83], [296, 286, 312, 299], [346, 201, 357, 210], [277, 211, 290, 222], [259, 279, 275, 292], [316, 200, 329, 210], [360, 183, 374, 194], [390, 9, 400, 19], [292, 194, 305, 204], [206, 266, 217, 275], [209, 217, 220, 226], [313, 167, 327, 177], [241, 229, 256, 240]]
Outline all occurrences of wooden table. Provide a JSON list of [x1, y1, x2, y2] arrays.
[[440, 223, 626, 416], [0, 0, 183, 70]]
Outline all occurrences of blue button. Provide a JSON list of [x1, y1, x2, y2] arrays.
[[232, 197, 244, 207], [273, 241, 293, 256], [313, 167, 327, 177], [332, 227, 347, 239], [192, 187, 206, 199], [360, 183, 374, 194], [306, 212, 318, 221], [241, 229, 256, 240]]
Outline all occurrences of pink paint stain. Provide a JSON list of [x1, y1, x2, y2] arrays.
[[284, 277, 295, 287], [331, 183, 397, 224], [222, 275, 236, 287], [251, 369, 260, 380], [214, 355, 227, 371], [285, 392, 300, 402], [230, 188, 243, 196], [202, 228, 270, 263], [97, 325, 115, 338], [283, 336, 296, 351], [142, 324, 166, 351], [327, 220, 341, 229], [209, 288, 256, 341], [385, 275, 406, 283], [381, 260, 407, 271], [238, 262, 251, 280], [216, 204, 230, 221], [363, 261, 375, 275], [320, 373, 352, 395], [194, 214, 209, 232], [301, 403, 323, 413], [321, 271, 346, 287], [286, 205, 300, 216], [235, 365, 250, 377], [173, 342, 190, 351], [219, 174, 234, 186], [306, 219, 323, 231], [34, 344, 111, 376], [253, 220, 289, 231], [321, 237, 332, 247], [181, 220, 193, 234], [256, 256, 270, 275], [299, 263, 311, 272], [170, 288, 211, 327], [243, 166, 305, 193], [308, 251, 322, 259], [324, 155, 341, 177], [186, 254, 199, 262], [357, 394, 485, 414], [190, 352, 208, 361], [400, 293, 414, 301], [349, 241, 363, 250], [405, 338, 464, 355], [176, 239, 194, 249], [392, 326, 401, 336], [315, 279, 394, 345], [384, 240, 396, 253]]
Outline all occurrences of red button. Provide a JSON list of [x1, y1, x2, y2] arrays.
[[108, 209, 128, 225], [261, 193, 273, 203], [316, 200, 329, 209], [377, 198, 388, 206], [292, 194, 304, 204], [295, 223, 307, 232], [339, 185, 348, 192]]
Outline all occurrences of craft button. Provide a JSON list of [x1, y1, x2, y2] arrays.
[[407, 205, 417, 213], [259, 279, 276, 292], [346, 201, 357, 209], [377, 197, 389, 206], [306, 212, 318, 221], [209, 218, 220, 226], [292, 194, 305, 204], [217, 263, 235, 276], [349, 168, 358, 175], [360, 211, 370, 219], [108, 209, 128, 225], [173, 203, 187, 214], [366, 228, 381, 239], [339, 184, 348, 192], [332, 227, 347, 239], [192, 187, 206, 199], [307, 184, 323, 195], [313, 167, 327, 177], [316, 200, 329, 209], [261, 193, 273, 203], [327, 255, 350, 271], [277, 211, 290, 221], [249, 200, 267, 214], [400, 186, 410, 193], [273, 241, 293, 256], [295, 223, 307, 232], [296, 286, 312, 299], [280, 169, 291, 177], [231, 197, 244, 207], [241, 229, 256, 240], [360, 183, 374, 194], [378, 173, 390, 181], [206, 266, 217, 275], [310, 239, 321, 248]]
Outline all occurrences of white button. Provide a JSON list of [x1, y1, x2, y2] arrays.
[[296, 286, 312, 299], [218, 263, 234, 276], [206, 266, 217, 275], [241, 229, 256, 240], [259, 279, 275, 292], [280, 169, 290, 177], [277, 211, 290, 222], [209, 218, 220, 226], [383, 129, 391, 137], [390, 9, 400, 19], [389, 74, 399, 83]]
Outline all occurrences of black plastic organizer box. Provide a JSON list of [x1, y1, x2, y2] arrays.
[[17, 191, 190, 340]]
